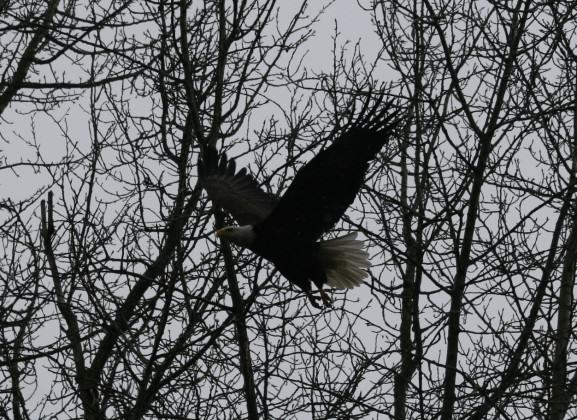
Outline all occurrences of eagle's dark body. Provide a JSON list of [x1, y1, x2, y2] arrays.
[[249, 232, 323, 297], [199, 101, 400, 307]]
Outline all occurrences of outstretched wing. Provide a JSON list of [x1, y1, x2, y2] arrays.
[[259, 102, 401, 242], [198, 147, 277, 225]]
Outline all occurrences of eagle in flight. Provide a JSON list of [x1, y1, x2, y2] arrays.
[[199, 99, 400, 308]]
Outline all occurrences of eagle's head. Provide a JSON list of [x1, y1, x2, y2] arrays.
[[216, 225, 255, 248]]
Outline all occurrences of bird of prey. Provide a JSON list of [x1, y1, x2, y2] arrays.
[[199, 100, 400, 308]]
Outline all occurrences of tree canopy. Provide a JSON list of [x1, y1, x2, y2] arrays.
[[2, 1, 577, 419]]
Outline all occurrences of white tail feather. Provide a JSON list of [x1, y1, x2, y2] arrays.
[[318, 233, 370, 289]]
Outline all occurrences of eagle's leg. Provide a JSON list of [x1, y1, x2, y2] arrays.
[[309, 265, 332, 308], [318, 288, 332, 307]]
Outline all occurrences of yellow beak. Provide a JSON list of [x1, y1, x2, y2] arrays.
[[215, 228, 226, 238]]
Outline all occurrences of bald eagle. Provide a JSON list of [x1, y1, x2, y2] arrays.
[[199, 103, 400, 308]]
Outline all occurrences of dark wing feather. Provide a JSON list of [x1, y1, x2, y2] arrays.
[[199, 148, 277, 225], [259, 105, 401, 242]]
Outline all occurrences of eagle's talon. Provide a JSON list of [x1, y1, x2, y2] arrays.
[[306, 290, 332, 309], [306, 292, 323, 309], [319, 289, 333, 307]]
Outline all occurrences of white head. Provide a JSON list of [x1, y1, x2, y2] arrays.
[[216, 225, 256, 247]]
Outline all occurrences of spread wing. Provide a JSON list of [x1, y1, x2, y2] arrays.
[[259, 104, 401, 243], [198, 147, 277, 225]]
